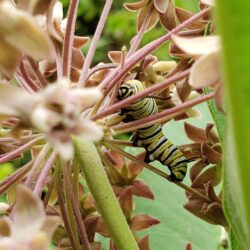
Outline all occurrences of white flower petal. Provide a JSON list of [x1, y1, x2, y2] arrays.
[[31, 107, 61, 132], [201, 0, 214, 6], [152, 61, 177, 73], [0, 1, 54, 61], [0, 83, 36, 119], [172, 35, 220, 55], [189, 52, 220, 89], [41, 217, 60, 239], [52, 1, 63, 22], [0, 237, 15, 250], [61, 18, 67, 32], [186, 108, 203, 119], [12, 185, 45, 241], [78, 120, 103, 142], [52, 139, 74, 161], [41, 78, 70, 104], [70, 87, 103, 109], [0, 203, 9, 215]]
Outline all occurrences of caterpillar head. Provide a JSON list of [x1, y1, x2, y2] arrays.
[[117, 80, 144, 100]]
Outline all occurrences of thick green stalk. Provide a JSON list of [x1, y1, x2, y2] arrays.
[[215, 1, 250, 249], [73, 138, 139, 250]]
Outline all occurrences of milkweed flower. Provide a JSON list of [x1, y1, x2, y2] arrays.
[[0, 0, 54, 78], [0, 79, 103, 161], [171, 35, 223, 111], [0, 185, 59, 250], [172, 35, 220, 89]]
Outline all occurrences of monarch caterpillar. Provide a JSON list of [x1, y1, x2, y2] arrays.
[[117, 79, 188, 181]]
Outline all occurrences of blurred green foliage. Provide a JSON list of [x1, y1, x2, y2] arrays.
[[0, 162, 14, 181]]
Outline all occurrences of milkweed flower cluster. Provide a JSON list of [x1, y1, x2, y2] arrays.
[[0, 80, 103, 161], [0, 185, 59, 250], [0, 0, 226, 249]]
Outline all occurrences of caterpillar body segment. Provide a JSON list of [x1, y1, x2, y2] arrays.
[[117, 80, 188, 181]]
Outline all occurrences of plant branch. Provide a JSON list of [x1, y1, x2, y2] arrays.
[[55, 163, 79, 250], [79, 0, 113, 86], [127, 4, 154, 57], [0, 160, 33, 196], [104, 139, 134, 147], [19, 61, 41, 91], [34, 150, 57, 196], [25, 143, 50, 188], [15, 74, 34, 93], [63, 161, 91, 250], [0, 136, 44, 164], [86, 63, 118, 82], [73, 137, 139, 250], [104, 142, 210, 203], [62, 0, 79, 77], [112, 92, 215, 134], [92, 69, 189, 120], [26, 57, 47, 87]]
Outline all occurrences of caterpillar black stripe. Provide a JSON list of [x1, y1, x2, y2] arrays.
[[117, 80, 188, 181]]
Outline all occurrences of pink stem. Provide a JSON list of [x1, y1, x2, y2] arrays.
[[0, 136, 44, 164], [34, 150, 57, 196], [127, 5, 153, 57], [0, 160, 33, 195], [62, 0, 79, 77], [0, 143, 18, 150], [63, 163, 91, 250], [92, 70, 189, 120], [105, 142, 210, 203], [15, 74, 34, 93], [112, 92, 215, 133], [86, 63, 118, 82], [19, 61, 41, 91], [78, 0, 113, 87], [26, 57, 47, 87], [0, 134, 43, 143], [56, 172, 79, 250], [25, 143, 50, 188], [55, 42, 63, 80]]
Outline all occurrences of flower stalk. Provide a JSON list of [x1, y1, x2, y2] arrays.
[[0, 160, 33, 195], [62, 0, 79, 77], [34, 150, 57, 196], [73, 137, 139, 250], [79, 0, 113, 86], [112, 92, 215, 134], [0, 136, 44, 164], [104, 142, 210, 203], [92, 69, 190, 121], [55, 164, 79, 250], [62, 161, 91, 250]]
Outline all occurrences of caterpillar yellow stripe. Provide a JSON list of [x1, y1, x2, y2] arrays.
[[117, 80, 188, 181]]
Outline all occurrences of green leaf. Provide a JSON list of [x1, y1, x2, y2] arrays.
[[216, 0, 250, 249], [204, 87, 225, 143], [129, 104, 222, 249]]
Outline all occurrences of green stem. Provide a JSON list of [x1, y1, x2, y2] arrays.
[[73, 138, 139, 250], [216, 1, 250, 249], [204, 88, 225, 143]]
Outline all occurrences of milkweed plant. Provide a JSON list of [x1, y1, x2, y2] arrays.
[[0, 0, 249, 249]]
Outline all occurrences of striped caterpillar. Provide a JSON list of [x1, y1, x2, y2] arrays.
[[117, 80, 188, 181]]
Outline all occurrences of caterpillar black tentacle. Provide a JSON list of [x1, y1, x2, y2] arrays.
[[117, 79, 188, 182]]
